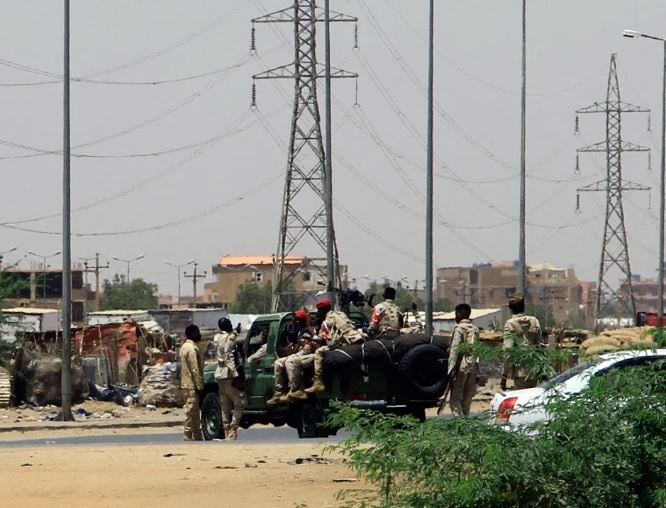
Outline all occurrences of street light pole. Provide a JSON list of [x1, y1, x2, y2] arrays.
[[623, 29, 666, 327], [425, 0, 435, 339], [27, 250, 61, 303], [61, 0, 73, 422], [164, 259, 195, 306], [519, 0, 527, 297], [113, 254, 145, 285]]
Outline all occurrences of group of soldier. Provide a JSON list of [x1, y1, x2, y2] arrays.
[[178, 287, 543, 440]]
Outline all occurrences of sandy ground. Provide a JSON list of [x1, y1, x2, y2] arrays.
[[0, 441, 362, 508]]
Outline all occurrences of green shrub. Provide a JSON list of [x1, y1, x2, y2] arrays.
[[328, 362, 666, 507]]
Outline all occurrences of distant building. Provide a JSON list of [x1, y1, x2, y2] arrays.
[[1, 268, 96, 323], [619, 275, 661, 314], [203, 255, 348, 309], [436, 261, 593, 327]]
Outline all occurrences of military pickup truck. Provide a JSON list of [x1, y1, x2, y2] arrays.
[[200, 312, 450, 439]]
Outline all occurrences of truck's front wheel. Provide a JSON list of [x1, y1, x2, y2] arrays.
[[201, 391, 224, 441]]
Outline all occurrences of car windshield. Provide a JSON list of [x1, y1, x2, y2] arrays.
[[540, 356, 607, 389]]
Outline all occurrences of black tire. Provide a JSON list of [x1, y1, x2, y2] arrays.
[[201, 391, 224, 441], [398, 344, 448, 399], [410, 407, 427, 422], [296, 399, 329, 439]]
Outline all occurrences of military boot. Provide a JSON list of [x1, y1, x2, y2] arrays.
[[304, 380, 326, 394], [227, 426, 238, 440], [267, 392, 286, 406], [287, 389, 308, 401], [223, 425, 231, 439]]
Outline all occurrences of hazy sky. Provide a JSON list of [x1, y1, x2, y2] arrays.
[[1, 0, 665, 297]]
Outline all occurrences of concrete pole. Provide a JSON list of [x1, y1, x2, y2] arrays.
[[324, 0, 336, 305], [61, 0, 73, 422], [425, 0, 435, 339], [519, 0, 527, 297], [658, 39, 666, 327]]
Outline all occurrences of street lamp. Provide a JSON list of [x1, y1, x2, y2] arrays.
[[26, 250, 62, 302], [623, 28, 666, 327], [0, 247, 17, 269], [163, 259, 195, 306], [112, 254, 145, 284]]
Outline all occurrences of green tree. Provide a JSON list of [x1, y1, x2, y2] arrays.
[[0, 271, 29, 300], [99, 274, 157, 310], [230, 281, 273, 314], [433, 297, 454, 312]]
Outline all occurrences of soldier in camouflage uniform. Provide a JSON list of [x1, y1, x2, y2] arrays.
[[447, 303, 480, 417], [502, 293, 544, 390], [368, 287, 402, 338], [304, 299, 361, 394], [214, 318, 246, 440], [179, 324, 204, 441]]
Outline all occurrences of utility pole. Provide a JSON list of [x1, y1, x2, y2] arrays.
[[83, 253, 109, 311], [184, 263, 207, 308], [425, 0, 435, 339], [575, 54, 651, 331], [61, 0, 73, 422], [519, 0, 527, 297], [164, 259, 195, 306], [251, 1, 358, 311]]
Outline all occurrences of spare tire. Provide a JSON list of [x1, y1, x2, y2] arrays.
[[398, 344, 447, 399]]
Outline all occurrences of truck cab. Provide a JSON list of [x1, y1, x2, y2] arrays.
[[201, 312, 449, 439]]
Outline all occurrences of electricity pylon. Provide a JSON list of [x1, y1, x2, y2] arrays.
[[575, 53, 650, 328], [251, 1, 358, 311]]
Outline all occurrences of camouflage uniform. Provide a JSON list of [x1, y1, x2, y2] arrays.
[[447, 319, 480, 417], [179, 338, 204, 441], [370, 299, 402, 337], [214, 331, 246, 439], [305, 310, 360, 393], [503, 313, 543, 389]]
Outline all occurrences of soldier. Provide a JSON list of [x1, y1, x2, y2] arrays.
[[447, 303, 480, 417], [267, 330, 317, 405], [304, 299, 361, 394], [247, 328, 269, 365], [266, 309, 315, 406], [179, 324, 204, 441], [214, 317, 246, 440], [368, 286, 403, 338], [501, 293, 544, 390]]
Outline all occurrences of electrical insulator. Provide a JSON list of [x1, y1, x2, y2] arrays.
[[648, 113, 652, 132], [250, 81, 257, 110], [648, 151, 652, 171], [575, 154, 580, 175], [250, 25, 257, 55], [574, 115, 580, 135], [575, 193, 581, 214], [354, 77, 359, 107], [354, 23, 359, 50]]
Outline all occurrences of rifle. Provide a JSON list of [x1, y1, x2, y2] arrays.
[[436, 351, 463, 415]]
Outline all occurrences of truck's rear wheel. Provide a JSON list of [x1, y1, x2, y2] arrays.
[[296, 399, 329, 439], [201, 391, 224, 441]]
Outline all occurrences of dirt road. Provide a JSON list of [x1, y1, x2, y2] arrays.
[[0, 440, 361, 508]]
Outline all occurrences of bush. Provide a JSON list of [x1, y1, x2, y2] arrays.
[[328, 361, 666, 507]]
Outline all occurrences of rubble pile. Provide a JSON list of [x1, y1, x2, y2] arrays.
[[136, 362, 183, 408], [581, 327, 656, 356], [18, 352, 89, 406]]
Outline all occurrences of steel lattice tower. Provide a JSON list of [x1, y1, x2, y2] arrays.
[[575, 54, 650, 327], [252, 1, 357, 311]]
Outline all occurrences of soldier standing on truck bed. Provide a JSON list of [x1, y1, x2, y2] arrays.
[[214, 317, 246, 440], [447, 303, 480, 417], [179, 324, 204, 441], [304, 299, 361, 394], [368, 287, 403, 338], [501, 293, 544, 390]]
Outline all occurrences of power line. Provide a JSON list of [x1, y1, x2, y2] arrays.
[[0, 172, 281, 237]]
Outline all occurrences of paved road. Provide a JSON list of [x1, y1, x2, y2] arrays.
[[0, 426, 348, 448]]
